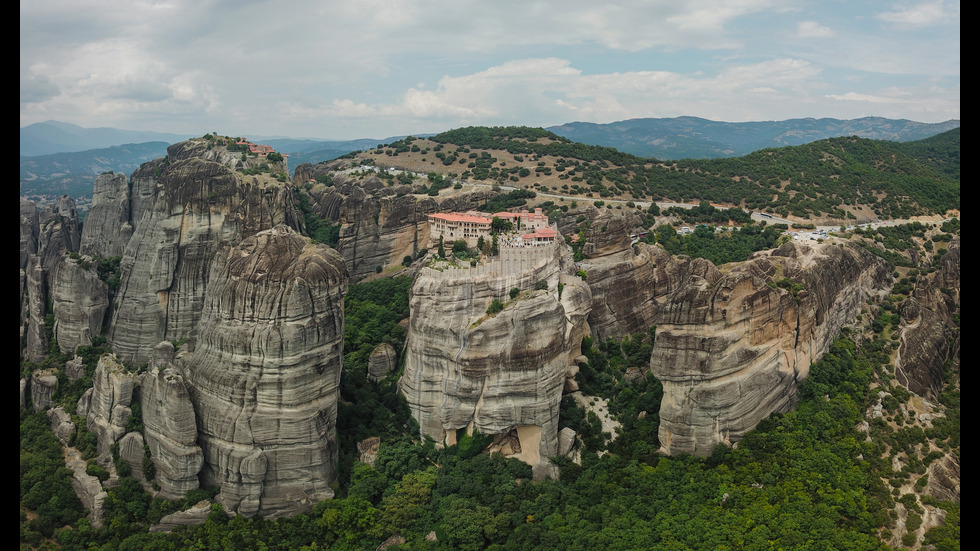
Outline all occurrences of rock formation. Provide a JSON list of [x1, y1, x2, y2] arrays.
[[50, 253, 110, 354], [368, 342, 398, 382], [648, 241, 893, 456], [293, 164, 496, 282], [399, 240, 591, 467], [139, 341, 204, 500], [183, 225, 348, 518], [107, 142, 301, 365], [894, 237, 960, 400], [79, 354, 140, 455], [80, 172, 134, 259]]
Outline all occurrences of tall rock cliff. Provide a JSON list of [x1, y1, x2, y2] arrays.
[[80, 171, 133, 259], [107, 140, 301, 365], [399, 240, 591, 467], [648, 241, 893, 456], [578, 213, 716, 340], [50, 253, 111, 354], [183, 225, 348, 518], [139, 341, 204, 501]]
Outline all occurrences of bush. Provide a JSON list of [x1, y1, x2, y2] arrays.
[[510, 288, 520, 300], [486, 299, 504, 315]]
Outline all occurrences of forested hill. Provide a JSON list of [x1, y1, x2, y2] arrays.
[[354, 126, 960, 222], [545, 116, 960, 160]]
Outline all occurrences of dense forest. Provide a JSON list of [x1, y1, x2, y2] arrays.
[[21, 218, 961, 549]]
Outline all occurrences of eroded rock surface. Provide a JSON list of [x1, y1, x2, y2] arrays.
[[649, 241, 892, 456], [400, 240, 591, 466], [108, 143, 300, 365], [184, 225, 348, 518], [139, 341, 204, 500]]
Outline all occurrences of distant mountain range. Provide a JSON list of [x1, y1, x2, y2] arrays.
[[20, 121, 193, 157], [20, 117, 960, 207], [545, 116, 961, 160]]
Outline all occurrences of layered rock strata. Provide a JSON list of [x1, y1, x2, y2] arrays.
[[400, 240, 591, 465], [649, 241, 892, 456], [108, 143, 301, 365], [183, 225, 348, 518], [50, 253, 110, 354], [139, 341, 204, 500], [80, 172, 133, 259], [79, 354, 140, 455]]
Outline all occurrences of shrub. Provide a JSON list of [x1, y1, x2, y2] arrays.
[[510, 288, 520, 300], [486, 299, 504, 315]]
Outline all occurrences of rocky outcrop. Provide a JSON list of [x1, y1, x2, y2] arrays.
[[139, 341, 204, 500], [368, 342, 398, 382], [296, 167, 495, 282], [399, 240, 591, 466], [183, 225, 348, 518], [20, 197, 39, 270], [22, 196, 84, 361], [895, 237, 960, 399], [30, 369, 59, 412], [23, 256, 50, 363], [50, 253, 110, 355], [80, 172, 133, 259], [925, 454, 960, 503], [649, 241, 892, 456], [108, 142, 302, 365], [36, 196, 81, 271], [575, 212, 719, 341], [79, 354, 139, 455], [149, 500, 213, 533]]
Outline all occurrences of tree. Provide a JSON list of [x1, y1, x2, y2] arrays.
[[491, 217, 513, 234]]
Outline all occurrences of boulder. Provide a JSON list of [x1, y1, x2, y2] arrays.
[[367, 343, 398, 382]]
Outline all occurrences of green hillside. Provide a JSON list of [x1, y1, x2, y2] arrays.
[[359, 126, 959, 222]]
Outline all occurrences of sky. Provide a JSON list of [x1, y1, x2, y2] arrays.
[[20, 0, 960, 141]]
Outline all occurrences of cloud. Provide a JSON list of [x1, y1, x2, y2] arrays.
[[316, 57, 832, 128], [796, 21, 834, 38], [826, 92, 905, 104], [876, 1, 954, 27], [20, 74, 61, 103]]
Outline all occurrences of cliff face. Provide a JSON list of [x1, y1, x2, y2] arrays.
[[108, 142, 301, 365], [50, 254, 110, 354], [581, 214, 717, 340], [648, 241, 893, 456], [139, 341, 203, 501], [294, 165, 495, 281], [894, 237, 960, 399], [183, 225, 348, 518], [399, 241, 591, 466], [80, 172, 133, 259]]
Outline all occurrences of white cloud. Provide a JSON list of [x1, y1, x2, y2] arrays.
[[796, 20, 834, 38], [876, 1, 954, 26], [19, 1, 959, 136]]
